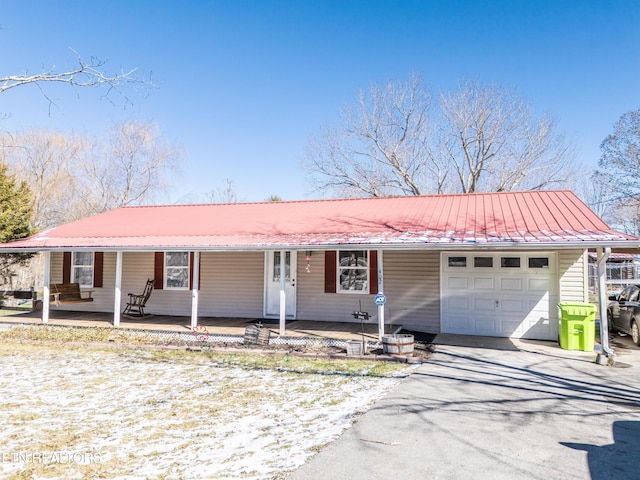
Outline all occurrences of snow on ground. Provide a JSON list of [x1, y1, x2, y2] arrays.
[[0, 343, 405, 479]]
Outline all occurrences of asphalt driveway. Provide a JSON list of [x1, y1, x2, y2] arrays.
[[290, 335, 640, 480]]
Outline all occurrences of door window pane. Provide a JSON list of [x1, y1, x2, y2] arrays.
[[529, 257, 549, 269], [501, 257, 521, 268], [272, 252, 291, 281], [448, 256, 467, 267], [474, 256, 493, 268]]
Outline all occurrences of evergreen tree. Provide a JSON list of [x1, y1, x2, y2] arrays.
[[0, 164, 34, 285]]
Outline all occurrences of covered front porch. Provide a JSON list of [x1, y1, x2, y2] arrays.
[[0, 309, 400, 344]]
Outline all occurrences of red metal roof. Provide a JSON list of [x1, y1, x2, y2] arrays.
[[2, 190, 638, 251]]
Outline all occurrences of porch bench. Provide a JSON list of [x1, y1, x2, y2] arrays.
[[50, 283, 94, 306]]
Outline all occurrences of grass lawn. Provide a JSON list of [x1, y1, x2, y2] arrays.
[[0, 330, 413, 479]]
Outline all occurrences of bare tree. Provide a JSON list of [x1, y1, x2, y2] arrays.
[[437, 81, 575, 193], [0, 51, 151, 111], [1, 122, 181, 228], [204, 178, 243, 203], [78, 121, 182, 215], [303, 75, 576, 197], [0, 130, 88, 229], [573, 171, 615, 221], [303, 73, 445, 197], [592, 108, 640, 234], [598, 108, 640, 204]]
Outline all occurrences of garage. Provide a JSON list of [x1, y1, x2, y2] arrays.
[[440, 252, 558, 340]]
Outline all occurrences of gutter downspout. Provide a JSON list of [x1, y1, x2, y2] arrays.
[[597, 247, 615, 364]]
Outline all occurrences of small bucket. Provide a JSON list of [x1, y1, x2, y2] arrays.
[[346, 340, 364, 355]]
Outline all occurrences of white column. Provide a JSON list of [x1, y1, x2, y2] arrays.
[[279, 250, 286, 336], [377, 249, 384, 341], [191, 251, 200, 330], [113, 251, 123, 328], [597, 247, 614, 359], [42, 251, 51, 324]]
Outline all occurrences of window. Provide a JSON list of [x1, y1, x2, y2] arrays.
[[501, 257, 521, 268], [529, 257, 549, 269], [448, 256, 467, 267], [338, 250, 368, 293], [618, 286, 633, 302], [474, 256, 493, 268], [272, 252, 291, 282], [165, 251, 190, 289], [72, 252, 94, 288]]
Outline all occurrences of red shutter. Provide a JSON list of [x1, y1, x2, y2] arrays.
[[93, 252, 104, 288], [63, 252, 71, 284], [369, 250, 378, 294], [154, 252, 164, 290], [324, 251, 337, 293]]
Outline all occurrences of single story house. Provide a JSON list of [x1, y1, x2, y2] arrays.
[[1, 190, 638, 342]]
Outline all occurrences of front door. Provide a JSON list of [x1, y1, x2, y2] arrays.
[[264, 251, 297, 318]]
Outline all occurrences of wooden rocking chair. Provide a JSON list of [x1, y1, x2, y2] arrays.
[[123, 279, 154, 318]]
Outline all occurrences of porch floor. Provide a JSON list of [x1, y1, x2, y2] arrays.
[[0, 310, 398, 343]]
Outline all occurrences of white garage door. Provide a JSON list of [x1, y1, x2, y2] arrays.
[[441, 252, 558, 340]]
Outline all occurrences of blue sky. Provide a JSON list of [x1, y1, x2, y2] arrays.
[[2, 1, 639, 203]]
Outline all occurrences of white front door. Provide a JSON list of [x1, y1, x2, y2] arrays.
[[264, 251, 297, 318]]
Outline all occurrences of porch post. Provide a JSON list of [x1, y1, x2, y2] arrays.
[[377, 249, 384, 341], [113, 251, 123, 328], [191, 251, 200, 330], [42, 251, 51, 324], [279, 250, 286, 336], [597, 247, 614, 361]]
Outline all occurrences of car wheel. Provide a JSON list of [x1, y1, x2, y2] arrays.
[[632, 321, 640, 346]]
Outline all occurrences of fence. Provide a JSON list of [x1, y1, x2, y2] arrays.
[[588, 263, 640, 294]]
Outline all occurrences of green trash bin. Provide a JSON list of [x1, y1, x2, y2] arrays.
[[558, 302, 597, 351]]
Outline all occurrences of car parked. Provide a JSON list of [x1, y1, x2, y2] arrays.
[[608, 284, 640, 345]]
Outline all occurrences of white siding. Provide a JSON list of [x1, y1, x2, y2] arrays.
[[198, 252, 264, 318], [558, 249, 587, 303], [123, 251, 264, 317], [383, 251, 440, 332], [296, 250, 440, 332], [49, 251, 116, 313], [47, 248, 587, 333], [296, 251, 372, 323], [49, 251, 265, 317]]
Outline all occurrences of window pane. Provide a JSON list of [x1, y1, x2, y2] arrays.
[[448, 256, 467, 267], [166, 267, 189, 288], [272, 252, 291, 281], [74, 267, 93, 287], [73, 252, 93, 266], [166, 251, 189, 267], [339, 251, 367, 267], [529, 257, 549, 269], [474, 257, 493, 268], [340, 268, 368, 291], [501, 257, 521, 268]]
